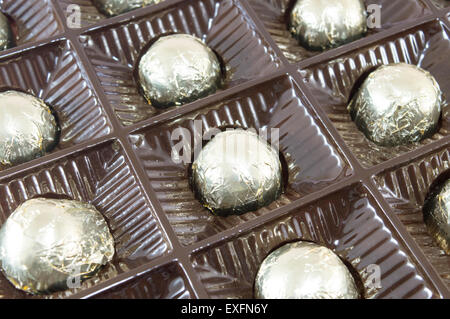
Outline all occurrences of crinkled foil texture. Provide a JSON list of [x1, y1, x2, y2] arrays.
[[0, 91, 59, 168], [192, 130, 282, 216], [0, 12, 13, 51], [138, 34, 222, 108], [290, 0, 367, 51], [92, 0, 163, 17], [423, 179, 450, 255], [0, 198, 115, 294], [254, 241, 360, 299], [348, 63, 442, 146]]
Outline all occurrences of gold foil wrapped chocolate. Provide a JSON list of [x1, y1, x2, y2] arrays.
[[290, 0, 367, 51], [138, 34, 222, 108], [0, 12, 13, 51], [0, 91, 59, 168], [191, 130, 282, 216], [254, 241, 360, 299], [423, 179, 450, 254], [0, 198, 115, 295], [348, 63, 442, 146], [93, 0, 163, 17]]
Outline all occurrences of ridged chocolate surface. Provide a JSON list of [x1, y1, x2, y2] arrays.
[[0, 0, 446, 299], [374, 146, 450, 288], [93, 262, 193, 299], [1, 0, 63, 45]]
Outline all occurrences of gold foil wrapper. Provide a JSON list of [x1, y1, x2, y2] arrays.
[[423, 179, 450, 254], [192, 130, 282, 216], [290, 0, 367, 51], [348, 63, 442, 146], [92, 0, 163, 17], [254, 241, 360, 299], [138, 34, 222, 108], [0, 91, 59, 168], [0, 11, 13, 51], [0, 198, 115, 295]]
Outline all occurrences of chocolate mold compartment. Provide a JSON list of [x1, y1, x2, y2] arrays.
[[246, 0, 432, 64], [129, 74, 352, 246], [93, 262, 194, 299], [0, 140, 170, 298], [299, 20, 450, 168], [191, 183, 437, 298], [0, 39, 112, 169], [1, 0, 63, 47], [78, 0, 282, 126], [373, 145, 450, 289]]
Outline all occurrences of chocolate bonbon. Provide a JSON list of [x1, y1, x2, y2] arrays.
[[348, 63, 442, 146], [138, 34, 222, 108], [289, 0, 367, 50], [191, 129, 282, 216], [0, 91, 59, 168], [254, 241, 360, 299], [0, 198, 115, 294]]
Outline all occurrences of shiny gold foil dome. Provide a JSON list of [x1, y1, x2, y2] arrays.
[[93, 0, 163, 17], [0, 198, 115, 294], [290, 0, 367, 50], [192, 130, 282, 216], [254, 241, 360, 299], [0, 90, 59, 168], [0, 11, 13, 51], [138, 34, 222, 108], [348, 63, 442, 146], [423, 179, 450, 254]]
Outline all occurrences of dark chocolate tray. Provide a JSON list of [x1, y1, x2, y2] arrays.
[[0, 0, 448, 299]]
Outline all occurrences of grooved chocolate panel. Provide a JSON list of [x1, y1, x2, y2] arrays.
[[373, 146, 450, 289], [247, 0, 432, 63], [79, 0, 282, 126], [93, 262, 193, 299], [0, 141, 170, 298], [1, 0, 63, 45], [130, 74, 352, 246], [300, 20, 450, 168], [0, 40, 112, 169], [191, 183, 437, 299]]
